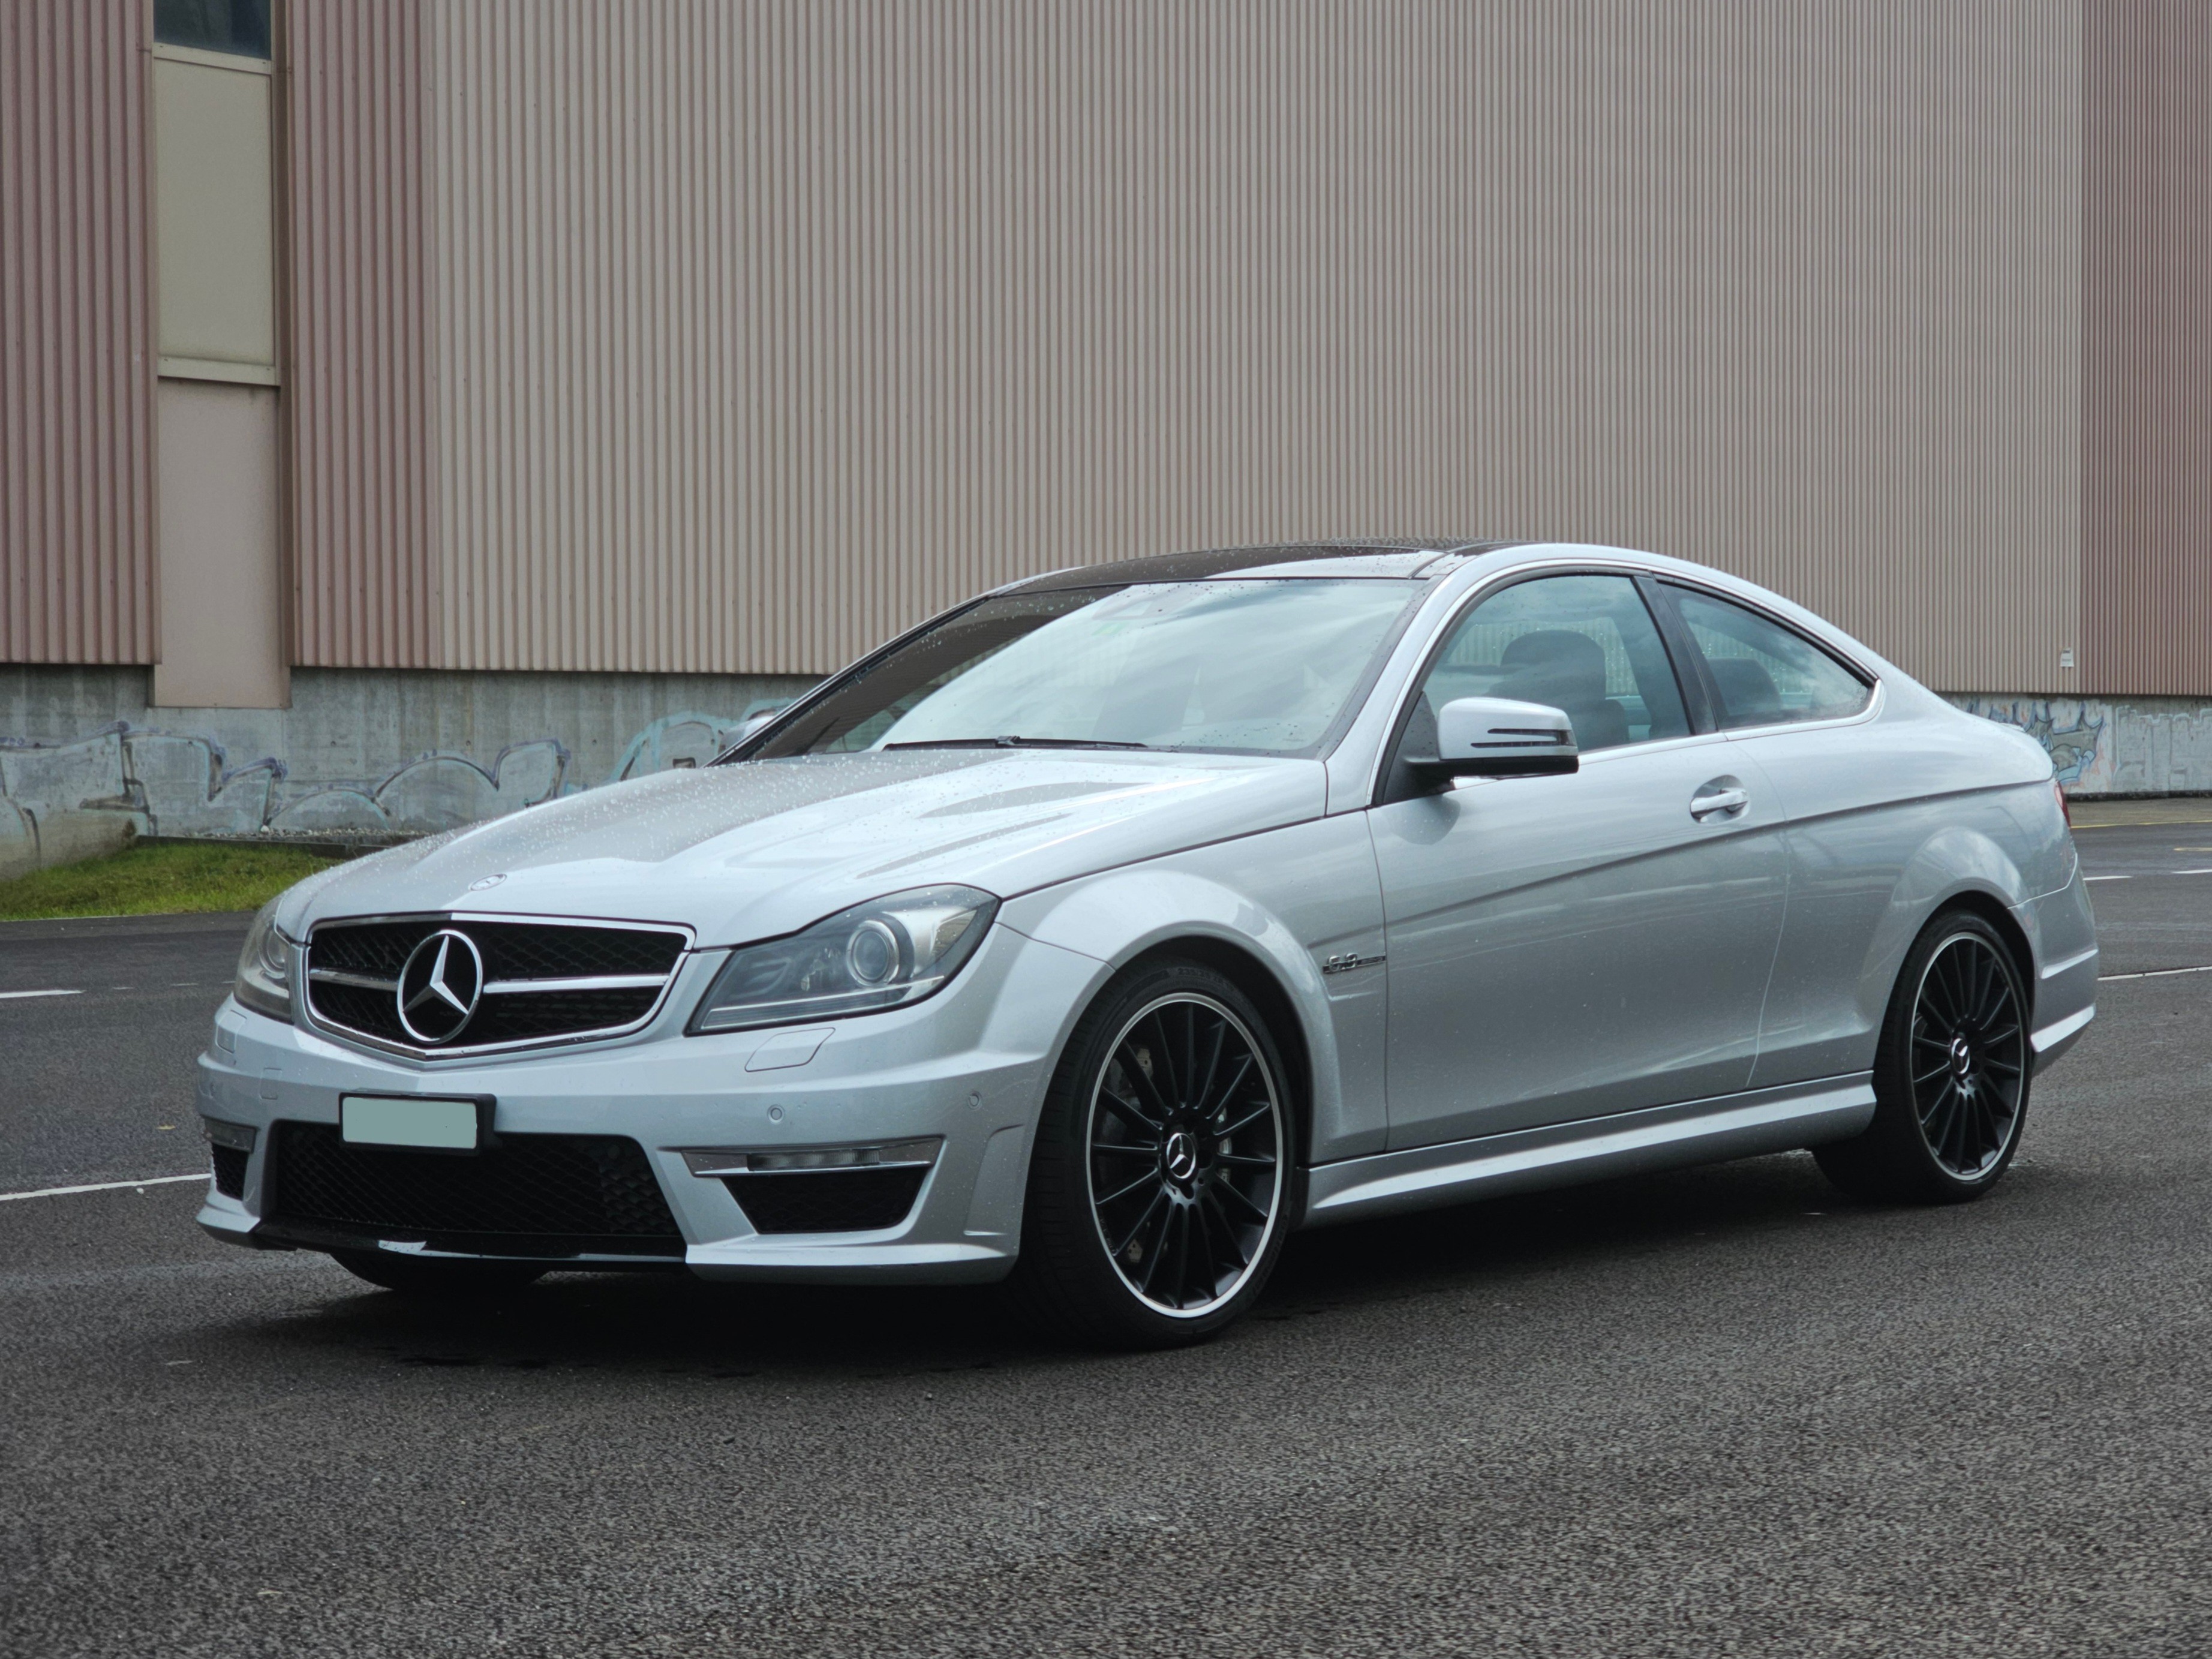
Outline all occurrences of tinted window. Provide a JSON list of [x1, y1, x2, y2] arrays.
[[755, 579, 1424, 759], [155, 0, 271, 58], [1416, 574, 1689, 754], [1670, 588, 1870, 729]]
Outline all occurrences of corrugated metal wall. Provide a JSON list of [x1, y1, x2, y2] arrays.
[[389, 0, 2084, 687], [0, 2, 2116, 692], [288, 0, 441, 669], [0, 0, 157, 665], [2082, 0, 2212, 698]]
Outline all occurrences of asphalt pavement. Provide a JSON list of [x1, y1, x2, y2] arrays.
[[4, 821, 2210, 1657]]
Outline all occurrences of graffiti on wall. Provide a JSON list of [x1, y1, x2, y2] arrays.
[[1950, 698, 2108, 789], [9, 687, 2207, 867], [0, 701, 791, 845]]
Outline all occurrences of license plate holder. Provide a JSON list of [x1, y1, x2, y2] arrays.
[[340, 1095, 489, 1152]]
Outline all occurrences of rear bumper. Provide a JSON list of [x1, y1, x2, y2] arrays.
[[2026, 868, 2099, 1075]]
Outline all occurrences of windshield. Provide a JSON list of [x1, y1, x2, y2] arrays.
[[751, 579, 1424, 759]]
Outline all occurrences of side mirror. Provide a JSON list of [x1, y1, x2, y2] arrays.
[[1425, 696, 1580, 780]]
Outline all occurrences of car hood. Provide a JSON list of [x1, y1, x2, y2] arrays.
[[279, 750, 1327, 945]]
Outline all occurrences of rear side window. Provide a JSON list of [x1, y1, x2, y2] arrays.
[[1669, 588, 1871, 729]]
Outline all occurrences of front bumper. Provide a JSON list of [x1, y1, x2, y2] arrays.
[[195, 924, 1102, 1284]]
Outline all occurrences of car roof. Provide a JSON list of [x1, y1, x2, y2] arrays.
[[1006, 539, 1526, 591]]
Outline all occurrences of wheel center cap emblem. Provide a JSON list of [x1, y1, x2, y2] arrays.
[[1949, 1033, 1974, 1080], [396, 929, 485, 1045], [1164, 1130, 1200, 1183]]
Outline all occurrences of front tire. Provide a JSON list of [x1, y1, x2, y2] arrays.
[[1011, 960, 1298, 1348], [1815, 910, 2031, 1204], [330, 1248, 548, 1300]]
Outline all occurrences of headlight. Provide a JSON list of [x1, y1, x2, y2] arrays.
[[689, 885, 998, 1034], [233, 898, 296, 1023]]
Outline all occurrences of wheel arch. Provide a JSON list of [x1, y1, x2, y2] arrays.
[[1921, 888, 2038, 1026], [1115, 934, 1316, 1162], [1867, 823, 2040, 1030], [1000, 868, 1350, 1167]]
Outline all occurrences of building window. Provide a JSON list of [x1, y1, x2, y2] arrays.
[[154, 0, 271, 61]]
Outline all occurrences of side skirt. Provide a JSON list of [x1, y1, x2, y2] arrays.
[[1299, 1074, 1876, 1229]]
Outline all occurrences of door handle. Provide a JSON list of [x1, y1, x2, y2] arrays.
[[1690, 782, 1749, 821]]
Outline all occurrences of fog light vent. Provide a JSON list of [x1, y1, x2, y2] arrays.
[[720, 1165, 928, 1234], [210, 1145, 249, 1198]]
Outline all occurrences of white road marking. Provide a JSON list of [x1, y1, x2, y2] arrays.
[[2175, 868, 2212, 876], [0, 1173, 206, 1203], [2099, 964, 2212, 982], [0, 988, 82, 1000], [2082, 874, 2128, 882]]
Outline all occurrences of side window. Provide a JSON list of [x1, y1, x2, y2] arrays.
[[1669, 588, 1871, 729], [1416, 574, 1690, 754]]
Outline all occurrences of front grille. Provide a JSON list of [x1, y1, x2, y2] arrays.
[[723, 1167, 928, 1234], [266, 1122, 684, 1258], [303, 915, 687, 1054], [210, 1144, 248, 1198]]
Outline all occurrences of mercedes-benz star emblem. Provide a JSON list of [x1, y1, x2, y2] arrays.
[[396, 929, 485, 1045]]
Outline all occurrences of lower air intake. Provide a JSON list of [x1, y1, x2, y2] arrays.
[[722, 1166, 928, 1234], [266, 1123, 685, 1258]]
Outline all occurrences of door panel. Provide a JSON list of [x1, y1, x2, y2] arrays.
[[1372, 738, 1787, 1149], [1645, 581, 1909, 1090]]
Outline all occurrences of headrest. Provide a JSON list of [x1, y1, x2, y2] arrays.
[[1497, 629, 1607, 704]]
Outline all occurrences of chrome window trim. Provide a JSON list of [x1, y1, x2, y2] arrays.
[[297, 912, 696, 1063], [1650, 572, 1881, 686], [1690, 677, 1889, 743], [1346, 551, 1891, 807], [1648, 572, 1884, 736]]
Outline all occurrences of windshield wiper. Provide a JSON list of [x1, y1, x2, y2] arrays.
[[883, 735, 1153, 751]]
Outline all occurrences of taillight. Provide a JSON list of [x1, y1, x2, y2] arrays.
[[2054, 780, 2072, 828]]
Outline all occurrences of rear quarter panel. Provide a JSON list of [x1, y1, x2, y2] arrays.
[[1732, 688, 2065, 1088]]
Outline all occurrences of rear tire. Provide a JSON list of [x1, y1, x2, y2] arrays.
[[1814, 909, 2031, 1204], [330, 1249, 548, 1300], [1009, 960, 1299, 1349]]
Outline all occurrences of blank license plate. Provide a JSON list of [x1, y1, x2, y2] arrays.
[[341, 1095, 479, 1151]]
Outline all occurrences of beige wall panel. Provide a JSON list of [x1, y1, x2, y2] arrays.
[[152, 379, 286, 707], [2084, 0, 2212, 698], [0, 0, 157, 664], [152, 55, 276, 371], [411, 0, 2081, 686], [287, 0, 440, 669]]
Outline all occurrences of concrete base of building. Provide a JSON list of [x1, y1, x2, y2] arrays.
[[2, 668, 2206, 849], [0, 665, 814, 843], [0, 803, 138, 883]]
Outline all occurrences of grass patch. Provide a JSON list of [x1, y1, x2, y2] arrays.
[[0, 840, 343, 922]]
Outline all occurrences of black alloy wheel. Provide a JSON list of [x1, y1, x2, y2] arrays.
[[1011, 960, 1296, 1347], [1815, 910, 2031, 1203], [1909, 931, 2028, 1179], [1087, 992, 1285, 1317]]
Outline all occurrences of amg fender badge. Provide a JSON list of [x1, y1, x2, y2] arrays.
[[1320, 952, 1385, 976]]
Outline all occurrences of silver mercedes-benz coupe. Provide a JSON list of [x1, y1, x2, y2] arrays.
[[197, 540, 2096, 1345]]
